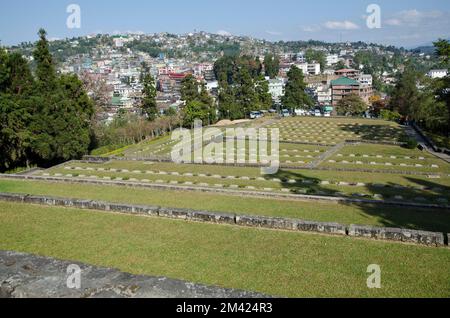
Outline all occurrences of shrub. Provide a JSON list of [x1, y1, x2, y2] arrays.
[[398, 135, 418, 149], [404, 139, 418, 149], [380, 110, 401, 122]]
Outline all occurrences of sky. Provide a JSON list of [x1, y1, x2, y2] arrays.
[[1, 0, 450, 48]]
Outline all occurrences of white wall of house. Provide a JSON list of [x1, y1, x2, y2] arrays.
[[427, 69, 448, 79]]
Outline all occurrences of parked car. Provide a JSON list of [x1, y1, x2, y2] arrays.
[[295, 109, 307, 116], [314, 110, 322, 117], [324, 112, 331, 117], [250, 111, 262, 119], [268, 108, 277, 114], [281, 109, 291, 117]]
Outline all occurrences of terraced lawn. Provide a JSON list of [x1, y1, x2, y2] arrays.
[[0, 202, 449, 297], [321, 144, 450, 174], [264, 117, 406, 144], [1, 179, 450, 233], [36, 160, 450, 204]]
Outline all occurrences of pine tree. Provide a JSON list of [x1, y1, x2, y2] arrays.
[[33, 29, 56, 91], [281, 66, 313, 111], [264, 54, 280, 79], [389, 66, 421, 119], [236, 67, 259, 114], [141, 73, 158, 121], [255, 75, 272, 110], [180, 74, 200, 103]]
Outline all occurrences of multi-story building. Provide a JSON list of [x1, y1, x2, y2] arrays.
[[293, 62, 321, 76], [307, 63, 321, 75], [316, 85, 332, 105], [331, 77, 372, 106], [335, 68, 360, 79], [326, 54, 339, 66], [268, 78, 285, 101]]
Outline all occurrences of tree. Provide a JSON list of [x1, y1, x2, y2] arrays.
[[183, 100, 209, 128], [255, 75, 272, 110], [305, 49, 326, 71], [264, 54, 280, 79], [198, 83, 216, 124], [7, 53, 34, 96], [432, 39, 450, 135], [141, 73, 157, 121], [336, 94, 367, 116], [281, 66, 313, 111], [0, 95, 33, 171], [218, 83, 241, 120], [180, 75, 216, 125], [334, 60, 346, 70], [389, 66, 421, 119], [434, 39, 450, 64], [0, 48, 11, 92], [180, 74, 199, 103], [0, 29, 94, 171], [235, 67, 259, 114], [33, 29, 56, 91]]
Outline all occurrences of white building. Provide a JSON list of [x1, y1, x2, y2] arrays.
[[294, 63, 321, 76], [326, 54, 339, 66], [308, 63, 321, 75], [268, 78, 285, 100], [206, 81, 218, 92], [427, 69, 448, 79], [316, 85, 332, 105], [358, 74, 373, 86]]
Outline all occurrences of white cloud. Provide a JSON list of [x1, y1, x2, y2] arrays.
[[217, 30, 232, 36], [385, 19, 402, 26], [266, 30, 282, 36], [324, 20, 359, 30], [386, 9, 445, 27]]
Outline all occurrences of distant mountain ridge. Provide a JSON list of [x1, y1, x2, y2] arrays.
[[411, 38, 450, 55]]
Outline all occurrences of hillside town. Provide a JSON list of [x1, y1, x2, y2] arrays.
[[10, 31, 446, 123]]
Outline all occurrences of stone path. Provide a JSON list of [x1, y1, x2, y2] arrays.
[[406, 126, 450, 163], [306, 142, 347, 168], [0, 250, 268, 298]]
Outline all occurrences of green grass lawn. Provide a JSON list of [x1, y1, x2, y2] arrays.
[[38, 160, 450, 203], [0, 202, 448, 297], [265, 117, 406, 143], [1, 179, 450, 233], [323, 144, 450, 174]]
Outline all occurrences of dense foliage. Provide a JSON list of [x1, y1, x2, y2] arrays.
[[336, 94, 367, 116], [0, 29, 94, 172], [281, 66, 313, 111], [214, 55, 272, 120], [180, 74, 216, 127], [388, 39, 450, 137]]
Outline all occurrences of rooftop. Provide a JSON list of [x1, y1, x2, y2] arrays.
[[331, 77, 360, 86]]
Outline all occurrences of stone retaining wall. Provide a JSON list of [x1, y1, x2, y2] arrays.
[[348, 225, 445, 246], [0, 251, 268, 298], [0, 192, 446, 247]]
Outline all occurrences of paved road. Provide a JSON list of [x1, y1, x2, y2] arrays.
[[406, 126, 450, 163]]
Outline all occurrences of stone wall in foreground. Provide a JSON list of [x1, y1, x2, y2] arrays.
[[0, 251, 268, 298], [0, 192, 446, 247]]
